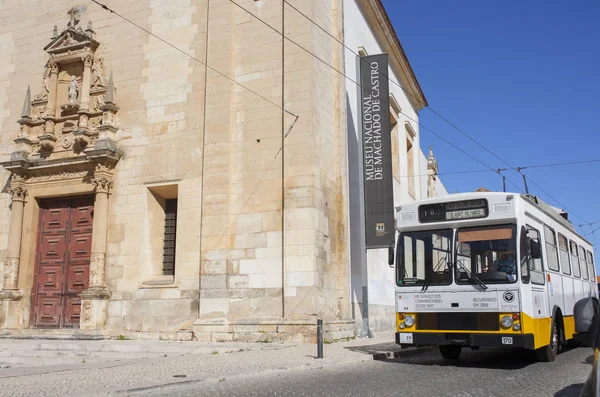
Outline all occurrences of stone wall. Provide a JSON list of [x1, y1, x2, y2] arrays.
[[0, 0, 436, 342], [0, 0, 354, 342]]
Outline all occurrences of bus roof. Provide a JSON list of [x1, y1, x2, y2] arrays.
[[396, 192, 591, 245]]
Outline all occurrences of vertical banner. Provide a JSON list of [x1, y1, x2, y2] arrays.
[[360, 54, 394, 249]]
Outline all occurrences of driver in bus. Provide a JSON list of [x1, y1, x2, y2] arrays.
[[490, 253, 517, 281]]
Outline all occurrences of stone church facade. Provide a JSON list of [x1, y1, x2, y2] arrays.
[[0, 0, 445, 342]]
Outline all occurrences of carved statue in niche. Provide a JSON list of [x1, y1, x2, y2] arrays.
[[63, 32, 73, 47], [68, 75, 78, 103], [92, 57, 105, 88], [92, 94, 105, 112], [34, 64, 50, 101]]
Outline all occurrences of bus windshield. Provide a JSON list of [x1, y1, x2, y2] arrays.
[[456, 225, 517, 284], [398, 229, 453, 286]]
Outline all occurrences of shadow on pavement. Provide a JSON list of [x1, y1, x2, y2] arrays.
[[344, 342, 406, 356], [377, 347, 540, 370], [585, 354, 594, 364], [554, 383, 585, 397]]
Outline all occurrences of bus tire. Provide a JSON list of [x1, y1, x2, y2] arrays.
[[535, 318, 558, 362], [439, 345, 462, 360]]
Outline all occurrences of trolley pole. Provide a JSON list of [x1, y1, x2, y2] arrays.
[[317, 319, 324, 359], [519, 168, 530, 195]]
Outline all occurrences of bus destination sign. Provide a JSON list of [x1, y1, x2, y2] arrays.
[[419, 199, 488, 223]]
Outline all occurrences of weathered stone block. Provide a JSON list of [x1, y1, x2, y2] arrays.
[[235, 213, 262, 234], [200, 275, 227, 289], [202, 260, 226, 275], [122, 300, 149, 317], [141, 316, 154, 332], [248, 273, 281, 289], [199, 298, 228, 317], [124, 316, 143, 332], [193, 332, 212, 342], [148, 299, 190, 318], [135, 289, 161, 300], [212, 332, 234, 342], [176, 330, 193, 341], [107, 301, 122, 317], [153, 316, 168, 332], [160, 289, 181, 299], [234, 232, 267, 249], [200, 288, 228, 299], [228, 275, 248, 289]]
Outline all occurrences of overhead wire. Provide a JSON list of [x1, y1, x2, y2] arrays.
[[92, 0, 593, 230], [397, 159, 600, 180], [89, 0, 298, 120], [225, 0, 525, 193], [89, 0, 300, 262], [585, 225, 600, 238], [281, 0, 591, 225]]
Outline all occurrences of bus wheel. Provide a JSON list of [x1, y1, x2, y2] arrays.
[[535, 319, 558, 362], [439, 345, 462, 360]]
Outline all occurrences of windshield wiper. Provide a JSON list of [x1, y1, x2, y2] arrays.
[[421, 255, 450, 292], [455, 258, 488, 291]]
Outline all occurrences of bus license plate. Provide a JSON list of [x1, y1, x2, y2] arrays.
[[399, 333, 413, 344], [502, 337, 513, 345]]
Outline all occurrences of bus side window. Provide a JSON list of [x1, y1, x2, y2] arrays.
[[571, 241, 581, 278], [527, 226, 545, 285], [544, 225, 560, 272], [588, 250, 595, 282], [559, 234, 571, 275], [520, 226, 530, 283], [580, 246, 589, 280]]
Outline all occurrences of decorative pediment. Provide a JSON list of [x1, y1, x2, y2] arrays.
[[44, 26, 99, 55], [1, 5, 120, 185]]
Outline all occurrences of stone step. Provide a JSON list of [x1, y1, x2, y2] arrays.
[[0, 339, 287, 368], [0, 342, 192, 353], [0, 340, 283, 355], [0, 349, 173, 359], [0, 356, 118, 368]]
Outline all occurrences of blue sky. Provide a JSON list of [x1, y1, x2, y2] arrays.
[[382, 0, 600, 241]]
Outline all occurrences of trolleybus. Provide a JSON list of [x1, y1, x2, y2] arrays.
[[394, 192, 598, 361]]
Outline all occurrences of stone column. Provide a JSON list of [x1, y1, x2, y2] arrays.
[[0, 183, 27, 329], [89, 176, 111, 288], [80, 167, 112, 331], [3, 186, 27, 290]]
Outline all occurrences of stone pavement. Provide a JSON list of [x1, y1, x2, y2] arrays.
[[0, 332, 415, 396], [150, 345, 592, 397]]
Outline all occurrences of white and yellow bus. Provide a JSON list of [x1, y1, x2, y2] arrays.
[[394, 192, 598, 361]]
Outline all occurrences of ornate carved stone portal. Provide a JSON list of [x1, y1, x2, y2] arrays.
[[0, 7, 120, 332], [8, 11, 118, 159]]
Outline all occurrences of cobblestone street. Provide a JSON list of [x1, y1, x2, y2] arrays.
[[145, 346, 592, 397], [0, 335, 591, 396]]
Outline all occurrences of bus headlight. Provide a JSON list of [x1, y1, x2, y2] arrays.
[[501, 315, 513, 328], [404, 315, 415, 327], [399, 322, 406, 329], [513, 323, 521, 331]]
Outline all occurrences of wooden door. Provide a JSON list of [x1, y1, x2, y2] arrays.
[[31, 196, 94, 328]]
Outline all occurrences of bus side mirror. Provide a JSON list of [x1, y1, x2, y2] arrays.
[[530, 239, 542, 259], [388, 246, 395, 268]]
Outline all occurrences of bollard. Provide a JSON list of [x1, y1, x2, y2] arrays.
[[317, 319, 324, 359]]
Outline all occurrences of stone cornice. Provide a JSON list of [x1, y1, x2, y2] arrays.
[[356, 0, 428, 111]]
